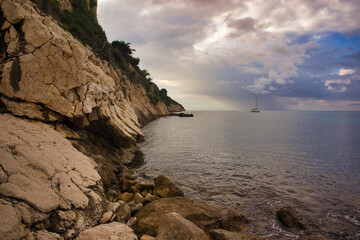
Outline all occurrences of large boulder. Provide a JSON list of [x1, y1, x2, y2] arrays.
[[135, 197, 250, 237], [156, 212, 209, 240], [75, 222, 137, 240], [153, 175, 184, 198]]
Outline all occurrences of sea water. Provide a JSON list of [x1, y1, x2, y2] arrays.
[[136, 111, 360, 239]]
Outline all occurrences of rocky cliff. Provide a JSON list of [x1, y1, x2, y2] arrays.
[[0, 0, 184, 239]]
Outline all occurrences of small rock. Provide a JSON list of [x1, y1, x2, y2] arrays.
[[156, 212, 210, 240], [120, 177, 137, 192], [144, 194, 156, 203], [134, 193, 145, 204], [129, 185, 140, 194], [138, 181, 155, 193], [127, 202, 138, 215], [119, 192, 133, 203], [116, 203, 131, 222], [122, 168, 138, 180], [99, 211, 113, 224], [141, 235, 155, 240], [153, 175, 184, 198], [127, 217, 137, 228], [105, 190, 118, 202], [105, 201, 121, 212], [275, 206, 306, 229], [136, 203, 144, 210], [141, 190, 149, 197]]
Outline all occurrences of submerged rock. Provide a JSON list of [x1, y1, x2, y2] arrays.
[[275, 206, 306, 229], [156, 212, 209, 240], [135, 197, 250, 237], [210, 229, 265, 240]]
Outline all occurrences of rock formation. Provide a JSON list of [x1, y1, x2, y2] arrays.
[[0, 0, 184, 239]]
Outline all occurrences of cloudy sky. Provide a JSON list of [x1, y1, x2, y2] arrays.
[[98, 0, 360, 110]]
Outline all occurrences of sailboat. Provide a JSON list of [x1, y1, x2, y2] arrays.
[[251, 95, 260, 113]]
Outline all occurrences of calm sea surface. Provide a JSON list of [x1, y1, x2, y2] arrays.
[[136, 111, 360, 239]]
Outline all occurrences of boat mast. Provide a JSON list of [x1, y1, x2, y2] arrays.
[[255, 95, 258, 109]]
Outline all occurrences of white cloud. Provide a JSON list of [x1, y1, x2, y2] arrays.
[[338, 68, 356, 76], [324, 79, 351, 92]]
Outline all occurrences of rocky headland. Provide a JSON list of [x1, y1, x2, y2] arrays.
[[0, 0, 332, 239]]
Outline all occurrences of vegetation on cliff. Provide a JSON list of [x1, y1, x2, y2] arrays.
[[31, 0, 183, 108]]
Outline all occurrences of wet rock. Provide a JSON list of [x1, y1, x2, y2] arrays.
[[76, 222, 137, 240], [129, 185, 140, 194], [116, 203, 131, 222], [99, 211, 113, 224], [210, 229, 265, 240], [153, 175, 184, 198], [141, 190, 150, 197], [156, 212, 210, 240], [134, 193, 145, 204], [122, 168, 138, 180], [135, 197, 250, 237], [144, 194, 156, 203], [105, 189, 118, 202], [119, 192, 134, 203], [127, 217, 137, 228], [137, 181, 155, 193], [120, 177, 138, 192], [275, 206, 306, 229]]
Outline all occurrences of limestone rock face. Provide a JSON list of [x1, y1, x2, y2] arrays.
[[0, 0, 183, 189], [156, 212, 210, 240], [0, 114, 105, 238], [135, 197, 250, 237], [0, 0, 182, 146], [75, 222, 137, 240]]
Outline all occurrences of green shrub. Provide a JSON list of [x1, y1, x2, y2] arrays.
[[60, 0, 110, 60], [31, 0, 62, 20]]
